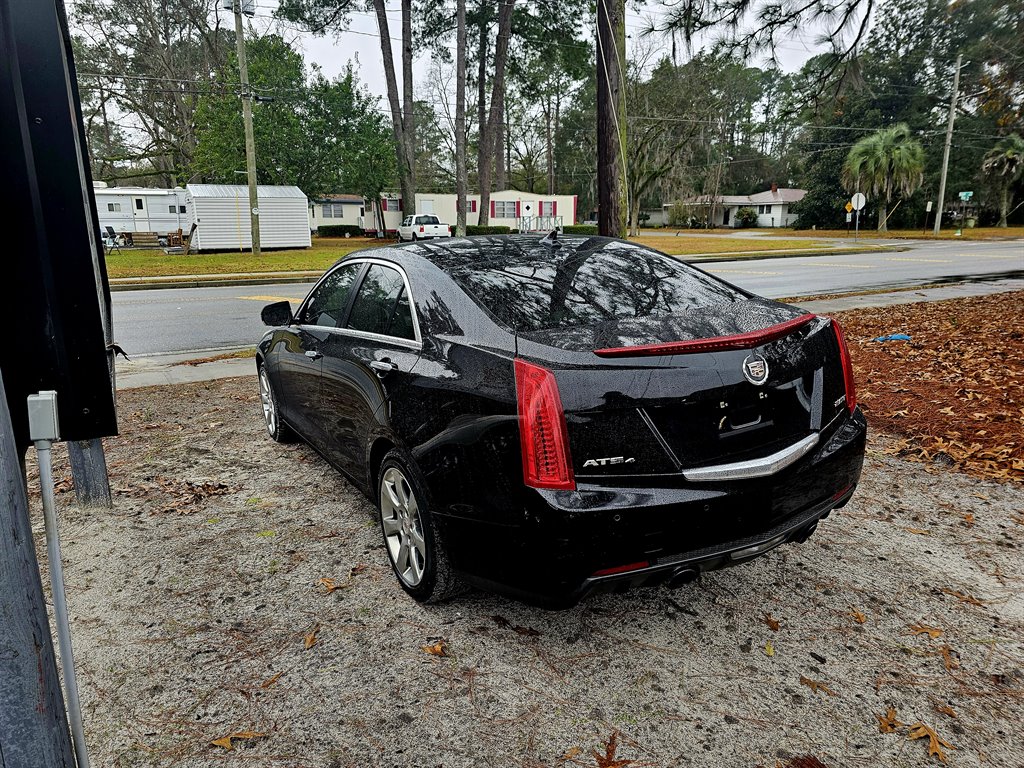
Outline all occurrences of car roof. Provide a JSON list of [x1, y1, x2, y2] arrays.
[[338, 234, 650, 273]]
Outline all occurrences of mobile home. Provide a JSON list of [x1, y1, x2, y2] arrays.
[[309, 193, 366, 232], [93, 184, 189, 236], [186, 184, 311, 251]]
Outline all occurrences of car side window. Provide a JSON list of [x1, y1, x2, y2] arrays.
[[302, 263, 361, 327], [346, 264, 416, 340]]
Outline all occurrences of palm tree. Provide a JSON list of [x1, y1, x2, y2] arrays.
[[981, 135, 1024, 228], [842, 124, 925, 232]]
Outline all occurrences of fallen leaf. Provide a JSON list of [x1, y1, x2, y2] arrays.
[[421, 640, 450, 657], [558, 746, 582, 763], [903, 527, 930, 535], [513, 625, 542, 637], [849, 608, 867, 624], [935, 705, 956, 718], [936, 645, 959, 672], [210, 731, 267, 751], [939, 588, 985, 606], [799, 675, 837, 697], [962, 513, 975, 527], [317, 577, 341, 594], [590, 730, 633, 768], [764, 641, 775, 657], [303, 624, 320, 649], [908, 722, 954, 762], [876, 706, 904, 734], [259, 671, 283, 689], [910, 624, 943, 639], [763, 613, 780, 631], [350, 563, 368, 577]]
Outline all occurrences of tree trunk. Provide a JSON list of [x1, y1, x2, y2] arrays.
[[596, 0, 627, 238], [455, 0, 467, 237], [372, 0, 415, 210], [477, 0, 515, 226], [401, 0, 416, 212], [545, 93, 555, 195], [494, 90, 506, 191], [877, 200, 889, 232], [999, 186, 1009, 227], [476, 9, 488, 205]]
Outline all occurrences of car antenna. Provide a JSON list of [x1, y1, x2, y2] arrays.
[[539, 228, 561, 249]]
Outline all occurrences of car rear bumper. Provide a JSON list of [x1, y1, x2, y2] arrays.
[[434, 408, 867, 608]]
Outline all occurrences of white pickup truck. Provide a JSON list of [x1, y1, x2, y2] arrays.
[[397, 214, 451, 241]]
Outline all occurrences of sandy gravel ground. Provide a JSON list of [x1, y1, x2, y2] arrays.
[[27, 376, 1024, 768]]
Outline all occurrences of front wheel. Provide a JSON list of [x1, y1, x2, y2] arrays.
[[377, 451, 460, 603], [258, 365, 295, 443]]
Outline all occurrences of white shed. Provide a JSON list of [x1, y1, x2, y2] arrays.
[[186, 184, 311, 251], [93, 184, 189, 236]]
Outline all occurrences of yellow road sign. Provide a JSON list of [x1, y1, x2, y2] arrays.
[[844, 202, 854, 213]]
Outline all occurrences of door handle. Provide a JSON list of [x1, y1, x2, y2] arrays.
[[368, 360, 398, 375], [305, 350, 323, 361]]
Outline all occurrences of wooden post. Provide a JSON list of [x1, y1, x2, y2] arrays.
[[596, 0, 627, 238], [0, 372, 77, 768], [68, 438, 111, 507]]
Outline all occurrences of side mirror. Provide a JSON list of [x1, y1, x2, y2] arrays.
[[261, 301, 293, 327]]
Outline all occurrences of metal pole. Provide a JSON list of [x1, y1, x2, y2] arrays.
[[933, 53, 962, 236], [37, 437, 91, 768], [233, 0, 260, 257], [0, 373, 77, 768]]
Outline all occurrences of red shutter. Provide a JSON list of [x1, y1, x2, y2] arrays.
[[398, 197, 403, 211], [515, 200, 521, 217], [472, 200, 477, 213], [552, 200, 557, 217], [490, 200, 496, 219]]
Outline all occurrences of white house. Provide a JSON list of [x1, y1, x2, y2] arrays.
[[93, 183, 190, 236], [186, 183, 311, 251], [362, 189, 579, 234], [308, 193, 366, 232], [667, 185, 807, 228]]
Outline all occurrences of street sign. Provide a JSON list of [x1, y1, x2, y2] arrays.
[[846, 213, 852, 223], [958, 191, 973, 201], [851, 193, 866, 210], [844, 202, 853, 213], [926, 200, 933, 212]]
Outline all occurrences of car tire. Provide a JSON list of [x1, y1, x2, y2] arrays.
[[411, 233, 418, 241], [258, 364, 295, 443], [377, 450, 461, 603]]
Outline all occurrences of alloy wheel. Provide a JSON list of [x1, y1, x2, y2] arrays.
[[380, 466, 426, 586], [259, 367, 277, 436]]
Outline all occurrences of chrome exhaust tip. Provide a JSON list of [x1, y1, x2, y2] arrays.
[[667, 567, 699, 589]]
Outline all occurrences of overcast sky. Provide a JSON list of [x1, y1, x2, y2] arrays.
[[252, 1, 831, 100]]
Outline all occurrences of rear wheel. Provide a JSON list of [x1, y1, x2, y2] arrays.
[[411, 232, 418, 241], [377, 451, 459, 603], [258, 365, 295, 443]]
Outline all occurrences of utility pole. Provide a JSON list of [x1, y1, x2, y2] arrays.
[[596, 0, 627, 238], [232, 0, 260, 257], [454, 0, 467, 237], [933, 53, 962, 236]]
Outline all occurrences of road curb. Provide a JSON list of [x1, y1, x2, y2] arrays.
[[108, 246, 911, 291]]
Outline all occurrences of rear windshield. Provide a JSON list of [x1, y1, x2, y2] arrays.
[[415, 215, 440, 225], [450, 241, 745, 332]]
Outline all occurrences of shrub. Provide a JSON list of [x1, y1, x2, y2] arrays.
[[562, 224, 599, 235], [465, 225, 512, 235], [317, 224, 363, 238], [735, 207, 759, 227]]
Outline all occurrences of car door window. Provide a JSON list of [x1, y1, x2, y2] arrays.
[[302, 262, 361, 327], [346, 264, 416, 340]]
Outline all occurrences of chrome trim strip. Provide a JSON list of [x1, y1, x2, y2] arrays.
[[682, 432, 819, 482]]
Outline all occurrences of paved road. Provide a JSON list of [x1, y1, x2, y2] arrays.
[[112, 239, 1023, 356]]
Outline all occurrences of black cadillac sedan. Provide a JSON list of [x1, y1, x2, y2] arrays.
[[256, 235, 866, 607]]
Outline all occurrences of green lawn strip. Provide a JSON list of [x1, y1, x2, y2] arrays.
[[751, 227, 1024, 241], [104, 238, 380, 279], [629, 236, 831, 255]]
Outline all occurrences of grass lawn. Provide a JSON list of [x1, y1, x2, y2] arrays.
[[105, 237, 379, 279], [630, 236, 832, 255], [758, 226, 1024, 240], [106, 233, 842, 279]]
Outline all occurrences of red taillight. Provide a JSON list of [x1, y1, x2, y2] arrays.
[[831, 318, 857, 413], [514, 358, 575, 490], [419, 225, 425, 232], [593, 314, 816, 357], [592, 560, 650, 577]]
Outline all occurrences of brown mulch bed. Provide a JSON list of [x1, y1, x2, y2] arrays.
[[835, 291, 1024, 483]]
